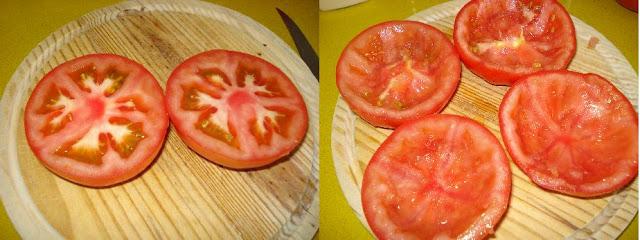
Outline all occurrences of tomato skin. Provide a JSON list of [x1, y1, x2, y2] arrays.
[[453, 0, 577, 85], [337, 20, 461, 128], [24, 54, 169, 187], [362, 114, 511, 240], [499, 70, 638, 197], [165, 50, 308, 169], [617, 0, 638, 12]]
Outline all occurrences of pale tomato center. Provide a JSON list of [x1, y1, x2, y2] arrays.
[[372, 60, 435, 109], [227, 90, 257, 109], [86, 96, 106, 119], [361, 41, 434, 111]]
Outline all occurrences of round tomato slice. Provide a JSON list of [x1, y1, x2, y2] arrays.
[[337, 20, 461, 128], [165, 50, 308, 169], [454, 0, 576, 85], [499, 70, 638, 197], [24, 54, 169, 187], [362, 114, 511, 240]]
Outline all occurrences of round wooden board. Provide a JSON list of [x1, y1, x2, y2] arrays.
[[0, 0, 318, 239], [331, 1, 638, 239]]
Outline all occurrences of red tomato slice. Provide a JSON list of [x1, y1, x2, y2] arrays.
[[362, 114, 511, 240], [24, 54, 169, 187], [337, 20, 461, 128], [499, 70, 638, 197], [165, 50, 308, 169], [454, 0, 576, 85]]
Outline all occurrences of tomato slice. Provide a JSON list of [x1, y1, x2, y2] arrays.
[[499, 70, 638, 197], [337, 20, 461, 128], [24, 54, 169, 187], [165, 50, 308, 169], [362, 114, 511, 240], [454, 0, 576, 85]]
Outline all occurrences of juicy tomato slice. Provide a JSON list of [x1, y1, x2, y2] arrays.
[[165, 50, 308, 169], [337, 20, 461, 128], [500, 70, 638, 197], [454, 0, 576, 85], [362, 114, 511, 240], [24, 54, 169, 187]]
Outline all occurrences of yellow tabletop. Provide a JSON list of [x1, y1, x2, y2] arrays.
[[0, 0, 316, 238], [319, 0, 637, 239]]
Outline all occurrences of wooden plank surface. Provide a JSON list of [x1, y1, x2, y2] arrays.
[[331, 1, 638, 239], [0, 0, 318, 239]]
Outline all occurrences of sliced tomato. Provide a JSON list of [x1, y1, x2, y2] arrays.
[[337, 20, 461, 128], [454, 0, 576, 85], [499, 70, 638, 197], [362, 114, 511, 240], [165, 50, 308, 169], [24, 54, 168, 187]]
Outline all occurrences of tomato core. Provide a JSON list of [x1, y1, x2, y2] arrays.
[[227, 90, 257, 109], [86, 97, 105, 119]]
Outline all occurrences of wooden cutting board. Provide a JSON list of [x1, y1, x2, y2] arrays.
[[0, 0, 318, 239], [332, 1, 638, 239]]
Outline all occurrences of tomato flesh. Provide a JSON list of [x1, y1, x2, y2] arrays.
[[454, 0, 576, 85], [24, 54, 168, 187], [337, 20, 461, 128], [362, 115, 511, 240], [499, 71, 638, 197], [165, 50, 308, 169]]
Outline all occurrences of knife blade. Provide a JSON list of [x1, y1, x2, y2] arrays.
[[276, 8, 319, 80]]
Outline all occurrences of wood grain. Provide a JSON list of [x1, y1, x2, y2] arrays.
[[0, 0, 318, 239], [331, 1, 638, 239]]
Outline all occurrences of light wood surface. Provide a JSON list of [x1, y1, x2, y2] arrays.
[[0, 0, 318, 239], [331, 1, 638, 239]]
